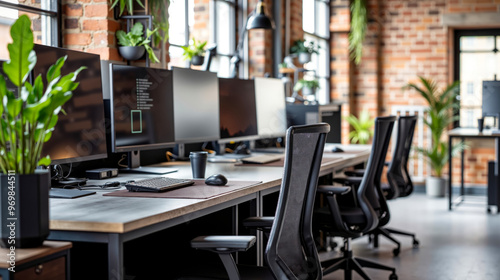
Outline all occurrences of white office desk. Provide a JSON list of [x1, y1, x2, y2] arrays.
[[48, 145, 370, 280]]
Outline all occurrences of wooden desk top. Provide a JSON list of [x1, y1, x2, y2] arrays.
[[49, 146, 370, 234], [0, 241, 72, 268]]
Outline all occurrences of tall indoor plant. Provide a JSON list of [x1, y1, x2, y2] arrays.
[[0, 15, 84, 247], [404, 77, 466, 197]]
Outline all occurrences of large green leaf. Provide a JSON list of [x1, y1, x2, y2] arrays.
[[47, 56, 67, 84], [3, 15, 35, 87]]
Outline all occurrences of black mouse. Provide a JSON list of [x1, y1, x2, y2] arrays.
[[205, 174, 228, 186], [331, 146, 344, 153]]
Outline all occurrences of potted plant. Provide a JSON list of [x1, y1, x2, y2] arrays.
[[294, 78, 320, 101], [290, 39, 320, 64], [0, 15, 84, 248], [181, 38, 207, 66], [345, 110, 375, 144], [116, 22, 160, 63], [109, 0, 145, 17], [404, 77, 466, 197]]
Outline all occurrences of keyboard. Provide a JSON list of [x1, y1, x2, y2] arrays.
[[241, 154, 283, 164], [125, 177, 195, 193]]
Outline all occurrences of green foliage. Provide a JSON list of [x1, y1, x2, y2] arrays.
[[293, 79, 320, 92], [349, 0, 368, 65], [116, 22, 160, 63], [0, 15, 84, 174], [403, 77, 465, 177], [149, 0, 169, 47], [345, 110, 374, 144], [109, 0, 145, 17], [181, 38, 207, 61], [290, 39, 320, 55]]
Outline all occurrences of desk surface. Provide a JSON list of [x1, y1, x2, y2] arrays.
[[49, 145, 370, 234], [449, 127, 500, 137]]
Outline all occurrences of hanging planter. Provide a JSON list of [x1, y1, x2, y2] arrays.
[[298, 52, 311, 64], [118, 46, 146, 61], [191, 55, 205, 66]]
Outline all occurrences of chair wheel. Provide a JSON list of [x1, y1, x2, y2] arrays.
[[413, 239, 420, 248], [392, 248, 400, 257], [389, 272, 398, 280]]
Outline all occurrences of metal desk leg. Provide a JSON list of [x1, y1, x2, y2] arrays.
[[448, 136, 453, 210], [461, 137, 465, 198], [108, 234, 124, 280]]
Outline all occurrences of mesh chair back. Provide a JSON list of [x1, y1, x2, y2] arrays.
[[265, 123, 330, 280], [357, 116, 396, 233], [387, 116, 417, 199]]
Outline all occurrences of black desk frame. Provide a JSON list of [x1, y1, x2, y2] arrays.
[[448, 129, 500, 212]]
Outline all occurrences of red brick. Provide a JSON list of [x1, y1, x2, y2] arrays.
[[65, 4, 83, 17], [85, 4, 112, 18], [64, 33, 92, 46]]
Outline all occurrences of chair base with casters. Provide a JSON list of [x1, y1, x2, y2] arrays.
[[322, 238, 397, 280], [369, 227, 419, 256]]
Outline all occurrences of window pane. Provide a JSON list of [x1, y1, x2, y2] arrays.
[[316, 1, 329, 38], [169, 46, 188, 68], [216, 1, 234, 55], [213, 55, 232, 78], [460, 52, 496, 127], [317, 78, 330, 104], [460, 36, 495, 51], [169, 0, 187, 45], [303, 0, 314, 33]]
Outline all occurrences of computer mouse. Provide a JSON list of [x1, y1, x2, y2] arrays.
[[205, 174, 228, 186], [331, 146, 344, 153]]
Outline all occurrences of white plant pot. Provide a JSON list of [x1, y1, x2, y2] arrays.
[[426, 176, 447, 197], [298, 52, 311, 64]]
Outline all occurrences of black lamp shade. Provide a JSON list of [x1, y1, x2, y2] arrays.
[[246, 0, 275, 30]]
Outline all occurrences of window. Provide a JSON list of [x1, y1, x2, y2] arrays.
[[168, 0, 236, 76], [302, 0, 330, 104], [168, 0, 194, 68], [210, 0, 236, 77], [467, 82, 474, 95], [454, 29, 500, 128], [0, 0, 59, 59]]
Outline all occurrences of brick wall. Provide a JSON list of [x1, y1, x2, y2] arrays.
[[332, 0, 500, 186], [62, 0, 121, 60], [248, 0, 274, 78]]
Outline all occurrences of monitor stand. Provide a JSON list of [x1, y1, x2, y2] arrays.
[[119, 151, 178, 175]]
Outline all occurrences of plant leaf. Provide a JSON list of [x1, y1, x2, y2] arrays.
[[37, 155, 51, 166], [3, 15, 35, 87]]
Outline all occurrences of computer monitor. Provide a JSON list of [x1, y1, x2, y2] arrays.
[[254, 77, 288, 138], [482, 81, 500, 130], [108, 64, 176, 174], [33, 44, 108, 165], [218, 77, 258, 144], [172, 67, 220, 143]]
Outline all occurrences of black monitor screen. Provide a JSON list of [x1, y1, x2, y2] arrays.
[[33, 45, 107, 164], [172, 67, 219, 143], [109, 64, 175, 152], [482, 81, 500, 117], [218, 78, 258, 143]]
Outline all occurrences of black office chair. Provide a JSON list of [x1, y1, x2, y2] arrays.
[[183, 123, 343, 280], [332, 115, 419, 256], [314, 116, 398, 280], [369, 115, 419, 255]]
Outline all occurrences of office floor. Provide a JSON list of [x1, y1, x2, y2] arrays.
[[320, 193, 500, 280]]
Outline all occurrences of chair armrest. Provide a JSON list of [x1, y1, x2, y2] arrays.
[[317, 185, 351, 195], [191, 235, 256, 252], [332, 177, 362, 186], [344, 169, 365, 177], [242, 216, 274, 230]]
